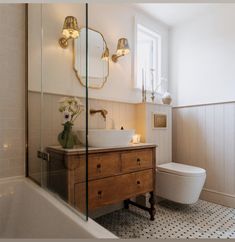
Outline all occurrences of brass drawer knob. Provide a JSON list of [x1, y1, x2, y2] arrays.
[[137, 158, 141, 165], [98, 190, 102, 199], [97, 164, 101, 172], [137, 180, 140, 185]]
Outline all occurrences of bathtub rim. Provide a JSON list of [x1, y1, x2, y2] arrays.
[[0, 176, 117, 239]]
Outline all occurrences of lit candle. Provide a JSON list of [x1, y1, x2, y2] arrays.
[[132, 134, 141, 144]]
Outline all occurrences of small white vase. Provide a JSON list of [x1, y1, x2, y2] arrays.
[[162, 92, 172, 105]]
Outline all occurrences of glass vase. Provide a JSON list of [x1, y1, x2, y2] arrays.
[[58, 122, 75, 149]]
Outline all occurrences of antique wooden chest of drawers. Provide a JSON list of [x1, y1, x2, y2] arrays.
[[47, 143, 156, 220]]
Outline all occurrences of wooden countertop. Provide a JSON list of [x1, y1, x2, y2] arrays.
[[47, 143, 157, 155]]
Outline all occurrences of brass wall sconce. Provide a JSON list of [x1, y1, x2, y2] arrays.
[[101, 47, 109, 61], [112, 38, 130, 62], [59, 16, 80, 48]]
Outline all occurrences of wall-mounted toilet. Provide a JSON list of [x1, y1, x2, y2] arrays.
[[155, 162, 206, 204]]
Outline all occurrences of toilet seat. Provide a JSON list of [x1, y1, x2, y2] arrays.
[[157, 162, 206, 177]]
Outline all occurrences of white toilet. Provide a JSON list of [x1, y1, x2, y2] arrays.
[[155, 162, 206, 204]]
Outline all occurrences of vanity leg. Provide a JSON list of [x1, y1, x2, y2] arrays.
[[124, 199, 130, 209], [149, 191, 156, 221]]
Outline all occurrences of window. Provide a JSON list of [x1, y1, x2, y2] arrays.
[[135, 24, 162, 93]]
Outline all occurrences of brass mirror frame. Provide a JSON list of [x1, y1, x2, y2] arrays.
[[73, 27, 109, 89]]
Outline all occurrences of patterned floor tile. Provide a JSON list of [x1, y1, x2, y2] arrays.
[[95, 200, 235, 239]]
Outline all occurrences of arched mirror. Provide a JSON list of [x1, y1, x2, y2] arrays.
[[74, 28, 109, 89]]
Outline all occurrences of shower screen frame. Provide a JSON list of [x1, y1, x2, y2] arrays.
[[26, 3, 89, 221]]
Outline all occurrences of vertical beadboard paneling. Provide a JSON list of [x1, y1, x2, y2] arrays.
[[172, 109, 178, 160], [224, 103, 235, 195], [167, 106, 172, 163], [179, 108, 187, 163], [173, 102, 235, 203], [197, 106, 206, 170], [213, 104, 225, 192], [191, 107, 199, 166], [205, 105, 215, 190]]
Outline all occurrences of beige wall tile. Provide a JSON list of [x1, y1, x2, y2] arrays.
[[0, 4, 25, 179]]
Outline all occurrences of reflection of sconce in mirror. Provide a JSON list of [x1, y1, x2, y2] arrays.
[[112, 38, 130, 62], [59, 16, 80, 49], [101, 47, 109, 61]]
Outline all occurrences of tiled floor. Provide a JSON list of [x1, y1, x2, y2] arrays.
[[95, 200, 235, 239]]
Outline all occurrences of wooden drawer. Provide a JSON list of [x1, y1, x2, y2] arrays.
[[121, 149, 153, 173], [74, 152, 121, 183], [88, 152, 121, 180], [134, 169, 153, 195], [74, 169, 153, 211]]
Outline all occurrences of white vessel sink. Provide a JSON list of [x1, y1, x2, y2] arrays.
[[77, 129, 135, 148]]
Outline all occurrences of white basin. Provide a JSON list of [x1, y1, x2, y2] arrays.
[[77, 129, 135, 148]]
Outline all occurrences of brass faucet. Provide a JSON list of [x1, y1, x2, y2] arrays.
[[90, 109, 108, 120]]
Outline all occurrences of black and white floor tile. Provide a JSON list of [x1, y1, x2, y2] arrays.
[[95, 200, 235, 239]]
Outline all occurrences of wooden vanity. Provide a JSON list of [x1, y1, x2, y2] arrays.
[[46, 143, 157, 220]]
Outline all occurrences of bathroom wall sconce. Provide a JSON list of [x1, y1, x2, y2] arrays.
[[101, 47, 109, 61], [111, 38, 130, 63], [59, 16, 80, 49]]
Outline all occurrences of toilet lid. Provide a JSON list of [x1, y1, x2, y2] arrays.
[[157, 162, 206, 177]]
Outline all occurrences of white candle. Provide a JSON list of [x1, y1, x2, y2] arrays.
[[132, 134, 141, 144]]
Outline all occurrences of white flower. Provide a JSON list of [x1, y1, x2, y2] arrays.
[[69, 103, 77, 113], [58, 96, 84, 124], [63, 111, 72, 124]]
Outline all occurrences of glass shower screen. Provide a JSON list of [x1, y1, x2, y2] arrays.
[[27, 3, 88, 220]]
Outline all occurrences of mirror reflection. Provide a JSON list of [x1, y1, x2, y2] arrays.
[[74, 28, 109, 89]]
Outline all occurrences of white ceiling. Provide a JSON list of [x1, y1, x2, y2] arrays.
[[136, 4, 225, 27]]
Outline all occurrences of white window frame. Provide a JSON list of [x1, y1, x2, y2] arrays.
[[133, 17, 162, 94]]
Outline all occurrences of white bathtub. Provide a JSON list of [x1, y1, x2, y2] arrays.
[[0, 176, 117, 238]]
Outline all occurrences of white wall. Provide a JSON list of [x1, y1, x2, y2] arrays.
[[29, 3, 168, 104], [169, 5, 235, 107], [170, 5, 235, 207]]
